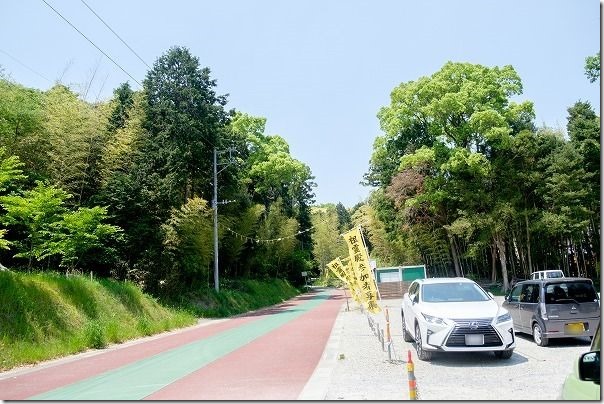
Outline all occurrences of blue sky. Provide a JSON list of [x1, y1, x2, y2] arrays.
[[1, 0, 600, 207]]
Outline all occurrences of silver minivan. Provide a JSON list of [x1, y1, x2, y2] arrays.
[[502, 278, 600, 346]]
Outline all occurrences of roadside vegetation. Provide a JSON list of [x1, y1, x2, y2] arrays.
[[0, 270, 299, 371]]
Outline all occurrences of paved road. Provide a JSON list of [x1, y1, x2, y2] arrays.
[[1, 290, 593, 401], [0, 288, 344, 400]]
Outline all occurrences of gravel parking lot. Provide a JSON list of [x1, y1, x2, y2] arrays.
[[313, 296, 594, 401]]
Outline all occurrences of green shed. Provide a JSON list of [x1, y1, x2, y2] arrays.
[[375, 265, 426, 283]]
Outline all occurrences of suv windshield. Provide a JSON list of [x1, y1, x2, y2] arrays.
[[422, 282, 490, 302], [544, 281, 597, 304]]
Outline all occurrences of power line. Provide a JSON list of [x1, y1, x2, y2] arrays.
[[0, 48, 51, 83], [79, 0, 151, 69], [40, 0, 142, 87], [222, 224, 315, 244]]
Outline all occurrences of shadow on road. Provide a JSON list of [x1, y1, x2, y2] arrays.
[[514, 333, 592, 348], [421, 349, 529, 367]]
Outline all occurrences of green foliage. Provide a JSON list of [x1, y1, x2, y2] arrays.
[[160, 197, 213, 290], [311, 204, 348, 273], [143, 46, 229, 204], [100, 91, 146, 184], [367, 60, 599, 285], [176, 278, 299, 317], [251, 199, 300, 278], [42, 84, 109, 204], [0, 147, 26, 193], [0, 79, 48, 182], [584, 52, 600, 83], [107, 82, 134, 133], [42, 206, 124, 270], [0, 181, 70, 265]]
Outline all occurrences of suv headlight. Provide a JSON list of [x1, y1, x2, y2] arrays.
[[422, 313, 447, 325], [496, 312, 512, 323]]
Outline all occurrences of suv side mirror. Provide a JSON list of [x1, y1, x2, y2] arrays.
[[578, 351, 600, 384], [412, 294, 419, 304]]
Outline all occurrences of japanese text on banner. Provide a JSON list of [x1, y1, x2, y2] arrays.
[[343, 227, 381, 313]]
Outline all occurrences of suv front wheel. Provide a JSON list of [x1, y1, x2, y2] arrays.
[[415, 323, 433, 361]]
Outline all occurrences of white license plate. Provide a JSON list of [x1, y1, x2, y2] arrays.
[[465, 334, 484, 345]]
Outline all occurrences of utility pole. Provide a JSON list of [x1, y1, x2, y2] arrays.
[[213, 147, 219, 292], [212, 146, 236, 293]]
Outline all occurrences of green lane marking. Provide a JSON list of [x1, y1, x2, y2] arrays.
[[30, 291, 332, 400]]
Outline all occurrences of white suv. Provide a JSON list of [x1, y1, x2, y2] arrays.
[[401, 277, 515, 361]]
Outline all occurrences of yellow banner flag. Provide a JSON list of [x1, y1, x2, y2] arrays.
[[343, 226, 381, 313], [340, 256, 364, 305], [326, 257, 350, 285], [327, 257, 363, 304]]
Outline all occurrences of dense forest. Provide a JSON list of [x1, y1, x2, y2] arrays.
[[0, 47, 599, 297], [0, 46, 316, 297], [358, 58, 601, 290]]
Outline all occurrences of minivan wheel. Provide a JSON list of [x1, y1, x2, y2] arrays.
[[402, 311, 413, 342], [494, 349, 514, 359], [415, 323, 432, 361], [533, 323, 549, 347]]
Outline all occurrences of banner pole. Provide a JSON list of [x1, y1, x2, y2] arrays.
[[344, 287, 350, 311]]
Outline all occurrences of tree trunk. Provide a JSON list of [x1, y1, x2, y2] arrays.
[[447, 233, 462, 277], [495, 234, 510, 292], [579, 239, 587, 277], [490, 243, 497, 283], [525, 211, 533, 274]]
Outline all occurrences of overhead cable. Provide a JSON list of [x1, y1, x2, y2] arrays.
[[0, 48, 51, 82], [41, 0, 142, 87], [80, 0, 151, 69]]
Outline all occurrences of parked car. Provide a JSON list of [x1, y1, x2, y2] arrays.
[[530, 270, 565, 280], [502, 278, 600, 346], [560, 321, 600, 400], [401, 277, 515, 361]]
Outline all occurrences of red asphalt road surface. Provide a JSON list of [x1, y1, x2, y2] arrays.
[[0, 288, 344, 400]]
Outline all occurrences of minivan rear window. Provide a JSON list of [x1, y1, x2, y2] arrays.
[[544, 281, 597, 304]]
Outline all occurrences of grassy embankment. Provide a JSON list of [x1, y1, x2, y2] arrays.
[[0, 271, 300, 371]]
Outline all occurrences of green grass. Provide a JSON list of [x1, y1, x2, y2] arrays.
[[0, 271, 196, 371], [0, 272, 302, 372], [173, 278, 301, 318]]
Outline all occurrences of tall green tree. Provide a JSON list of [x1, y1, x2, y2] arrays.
[[369, 62, 536, 289], [584, 52, 600, 83], [142, 46, 230, 204]]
